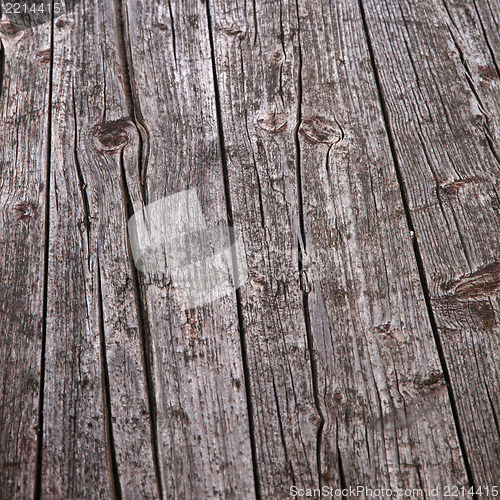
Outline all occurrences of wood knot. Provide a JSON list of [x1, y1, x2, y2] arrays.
[[478, 65, 498, 81], [440, 261, 500, 300], [333, 390, 343, 404], [299, 116, 342, 144], [217, 24, 246, 38], [439, 177, 476, 195], [56, 19, 74, 29], [414, 370, 445, 388], [270, 50, 283, 62], [13, 201, 37, 221], [256, 110, 287, 133], [153, 23, 168, 31], [36, 49, 51, 64], [0, 20, 23, 36], [373, 322, 391, 334], [92, 118, 133, 153]]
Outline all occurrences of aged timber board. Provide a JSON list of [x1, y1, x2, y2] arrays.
[[0, 0, 499, 498]]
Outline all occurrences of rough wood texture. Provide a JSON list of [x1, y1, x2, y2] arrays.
[[1, 0, 499, 497], [41, 0, 159, 497], [124, 0, 256, 497], [0, 18, 50, 500], [296, 0, 469, 491], [209, 0, 320, 495], [359, 0, 500, 483]]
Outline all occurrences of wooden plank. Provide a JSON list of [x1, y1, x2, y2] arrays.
[[123, 0, 256, 497], [294, 0, 469, 492], [359, 0, 500, 484], [207, 0, 470, 494], [39, 1, 159, 497], [208, 0, 322, 495], [0, 18, 50, 499]]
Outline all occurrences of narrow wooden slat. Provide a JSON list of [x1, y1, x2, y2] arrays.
[[208, 0, 321, 495], [124, 0, 256, 497], [0, 19, 51, 499], [360, 0, 500, 483], [40, 1, 159, 497]]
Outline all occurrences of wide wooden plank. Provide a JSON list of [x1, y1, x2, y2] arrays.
[[208, 0, 322, 495], [124, 0, 256, 497], [294, 0, 469, 491], [39, 1, 159, 497], [209, 0, 469, 494], [360, 0, 500, 484], [0, 18, 50, 499]]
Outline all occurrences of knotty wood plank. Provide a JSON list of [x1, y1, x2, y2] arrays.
[[0, 18, 50, 499], [210, 0, 468, 495], [208, 0, 321, 495], [359, 0, 500, 484], [39, 1, 159, 497], [123, 0, 256, 497], [295, 0, 468, 492]]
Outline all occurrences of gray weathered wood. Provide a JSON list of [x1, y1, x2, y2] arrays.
[[0, 18, 50, 499], [209, 0, 471, 495], [40, 0, 159, 497], [1, 0, 500, 496], [360, 0, 500, 483], [124, 0, 256, 497], [209, 0, 321, 495], [294, 0, 471, 491]]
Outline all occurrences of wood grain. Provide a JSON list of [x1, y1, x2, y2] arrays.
[[124, 0, 256, 497], [40, 0, 159, 497], [359, 0, 500, 483], [0, 18, 51, 500], [209, 0, 320, 495], [296, 0, 468, 491], [1, 0, 499, 496]]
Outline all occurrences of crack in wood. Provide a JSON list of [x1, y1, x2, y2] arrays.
[[97, 254, 123, 500], [112, 0, 150, 201], [34, 4, 55, 499], [111, 2, 164, 496], [205, 0, 261, 496], [117, 147, 164, 500], [294, 1, 325, 487], [357, 0, 477, 489]]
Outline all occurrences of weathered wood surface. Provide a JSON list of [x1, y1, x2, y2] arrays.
[[124, 1, 255, 498], [1, 0, 499, 499], [0, 16, 50, 500], [43, 0, 159, 497], [360, 0, 500, 483]]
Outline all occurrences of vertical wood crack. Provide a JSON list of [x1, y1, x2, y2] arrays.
[[336, 421, 347, 498], [117, 150, 164, 500], [34, 4, 55, 497], [293, 0, 325, 487], [205, 1, 261, 497], [112, 0, 150, 202], [97, 254, 123, 500], [357, 0, 476, 489], [72, 83, 92, 268], [471, 0, 500, 79], [167, 0, 177, 66], [112, 3, 163, 497]]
